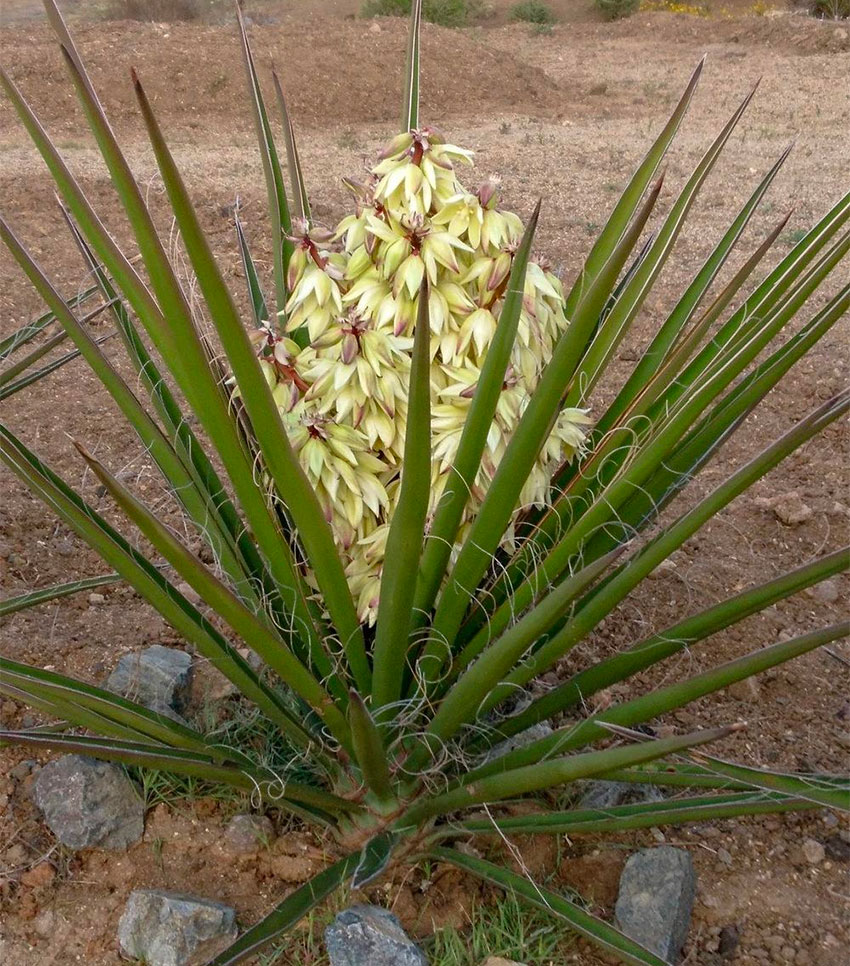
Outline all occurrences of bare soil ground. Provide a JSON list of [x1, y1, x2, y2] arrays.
[[1, 2, 848, 965]]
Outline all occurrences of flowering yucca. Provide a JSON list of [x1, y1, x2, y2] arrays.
[[259, 129, 590, 621], [1, 3, 848, 966]]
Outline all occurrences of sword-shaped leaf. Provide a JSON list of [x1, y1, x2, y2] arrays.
[[0, 423, 317, 750], [468, 623, 849, 776], [458, 790, 810, 836], [5, 14, 314, 622], [75, 442, 352, 751], [236, 0, 292, 312], [0, 573, 123, 617], [562, 59, 704, 319], [372, 280, 432, 711], [272, 70, 311, 224], [209, 854, 361, 966], [132, 71, 370, 691], [60, 207, 279, 614], [352, 831, 399, 888], [686, 757, 850, 812], [433, 846, 670, 966], [404, 725, 740, 822], [235, 208, 269, 326], [0, 285, 97, 361], [347, 691, 394, 802], [0, 730, 347, 820], [401, 0, 423, 132], [597, 145, 792, 435], [413, 202, 541, 666], [541, 547, 848, 715]]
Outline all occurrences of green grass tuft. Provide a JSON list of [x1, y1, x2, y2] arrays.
[[361, 0, 481, 28], [510, 1, 557, 24], [595, 0, 640, 20]]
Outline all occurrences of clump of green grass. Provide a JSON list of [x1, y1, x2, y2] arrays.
[[809, 0, 849, 17], [595, 0, 640, 19], [510, 1, 557, 24], [427, 892, 572, 964], [262, 890, 570, 965], [361, 0, 481, 28], [784, 227, 809, 247]]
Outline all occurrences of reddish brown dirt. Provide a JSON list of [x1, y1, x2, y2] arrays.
[[1, 3, 849, 965]]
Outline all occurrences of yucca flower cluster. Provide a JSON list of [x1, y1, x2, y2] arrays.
[[256, 128, 591, 622]]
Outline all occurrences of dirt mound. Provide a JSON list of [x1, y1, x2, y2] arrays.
[[620, 11, 850, 56], [711, 12, 850, 55], [0, 15, 567, 137]]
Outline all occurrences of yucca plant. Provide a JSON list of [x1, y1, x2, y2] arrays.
[[1, 2, 848, 964]]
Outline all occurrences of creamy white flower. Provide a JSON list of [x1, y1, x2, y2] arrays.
[[254, 130, 589, 622]]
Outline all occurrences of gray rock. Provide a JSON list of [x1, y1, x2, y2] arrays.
[[224, 813, 275, 853], [118, 890, 237, 966], [107, 644, 192, 717], [325, 905, 427, 966], [9, 759, 37, 781], [578, 780, 664, 810], [801, 838, 825, 865], [615, 846, 696, 962], [482, 722, 553, 763], [33, 755, 144, 850]]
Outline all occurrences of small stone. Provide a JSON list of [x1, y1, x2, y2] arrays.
[[615, 846, 696, 962], [482, 722, 553, 763], [716, 847, 733, 867], [756, 492, 812, 527], [648, 559, 677, 579], [728, 677, 760, 702], [33, 909, 56, 938], [223, 814, 274, 853], [325, 905, 427, 966], [20, 862, 55, 889], [33, 755, 144, 850], [823, 832, 850, 862], [107, 644, 192, 715], [801, 838, 825, 865], [195, 668, 238, 702], [369, 21, 382, 33], [118, 890, 237, 966], [806, 579, 840, 604], [718, 924, 740, 958], [834, 27, 848, 41], [836, 731, 850, 751], [579, 780, 663, 810], [9, 760, 36, 780], [88, 592, 106, 605], [794, 949, 812, 966]]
